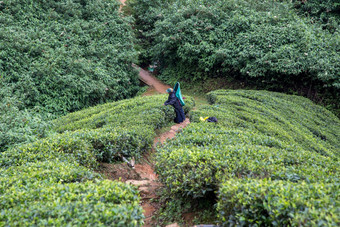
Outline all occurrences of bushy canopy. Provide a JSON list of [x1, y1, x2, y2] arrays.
[[128, 0, 340, 113], [0, 0, 140, 114], [0, 0, 141, 150]]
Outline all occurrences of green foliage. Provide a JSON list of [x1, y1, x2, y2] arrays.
[[0, 0, 142, 151], [206, 90, 340, 153], [1, 95, 195, 226], [0, 160, 100, 188], [124, 0, 177, 66], [0, 176, 144, 226], [1, 132, 98, 169], [0, 147, 144, 226], [128, 0, 340, 114], [0, 90, 51, 152], [2, 95, 194, 168], [0, 0, 139, 115], [217, 179, 339, 226], [53, 95, 194, 132], [293, 0, 340, 32], [156, 90, 339, 224]]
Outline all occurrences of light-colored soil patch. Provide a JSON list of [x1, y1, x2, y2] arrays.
[[134, 64, 171, 94]]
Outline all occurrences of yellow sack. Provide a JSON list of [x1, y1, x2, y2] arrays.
[[200, 117, 209, 122]]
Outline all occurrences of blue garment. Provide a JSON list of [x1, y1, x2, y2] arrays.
[[164, 92, 186, 123], [173, 82, 185, 106]]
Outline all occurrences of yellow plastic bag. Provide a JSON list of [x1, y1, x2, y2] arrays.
[[200, 117, 209, 122]]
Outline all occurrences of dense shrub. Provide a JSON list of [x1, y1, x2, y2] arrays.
[[0, 0, 139, 115], [128, 0, 340, 114], [156, 90, 339, 224], [293, 0, 340, 32], [0, 91, 51, 152]]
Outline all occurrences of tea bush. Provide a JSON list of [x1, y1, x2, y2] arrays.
[[51, 95, 194, 162], [0, 153, 144, 226], [205, 90, 340, 154], [0, 178, 144, 226], [217, 179, 339, 226], [53, 94, 194, 133], [0, 132, 98, 169], [156, 90, 339, 224], [0, 0, 139, 115], [2, 95, 194, 167], [0, 92, 51, 152], [0, 160, 100, 190], [0, 95, 194, 226]]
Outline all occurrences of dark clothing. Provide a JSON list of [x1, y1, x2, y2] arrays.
[[164, 92, 181, 109], [174, 107, 185, 123], [206, 117, 218, 123], [164, 92, 186, 123]]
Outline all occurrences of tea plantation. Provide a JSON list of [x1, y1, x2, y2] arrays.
[[0, 95, 194, 226], [127, 0, 340, 115], [0, 0, 141, 152], [156, 90, 339, 225]]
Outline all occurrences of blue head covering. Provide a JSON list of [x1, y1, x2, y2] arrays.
[[166, 88, 173, 93]]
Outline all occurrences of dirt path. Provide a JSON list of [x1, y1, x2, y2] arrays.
[[100, 109, 190, 226], [119, 0, 126, 10], [114, 2, 191, 225], [98, 55, 190, 226], [133, 64, 171, 95], [126, 118, 190, 226], [129, 66, 190, 226]]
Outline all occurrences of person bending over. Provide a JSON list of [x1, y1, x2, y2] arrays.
[[164, 88, 185, 123]]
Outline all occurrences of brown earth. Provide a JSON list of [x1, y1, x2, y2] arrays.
[[119, 0, 126, 10], [99, 117, 190, 227], [134, 64, 171, 95], [98, 63, 191, 226], [112, 2, 198, 225]]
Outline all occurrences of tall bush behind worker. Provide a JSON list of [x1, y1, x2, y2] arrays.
[[164, 88, 185, 123]]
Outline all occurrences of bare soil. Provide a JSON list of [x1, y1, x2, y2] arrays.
[[97, 64, 191, 226], [134, 64, 171, 94], [114, 2, 201, 225], [99, 117, 190, 227]]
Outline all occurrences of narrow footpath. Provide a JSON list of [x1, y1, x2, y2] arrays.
[[133, 64, 172, 94], [127, 118, 190, 227], [115, 2, 191, 225], [129, 66, 190, 226], [99, 65, 190, 226]]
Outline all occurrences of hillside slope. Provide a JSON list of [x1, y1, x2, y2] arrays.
[[0, 95, 194, 226], [156, 90, 339, 225]]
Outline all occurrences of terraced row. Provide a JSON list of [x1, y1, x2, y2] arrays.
[[156, 90, 339, 225], [0, 95, 194, 226]]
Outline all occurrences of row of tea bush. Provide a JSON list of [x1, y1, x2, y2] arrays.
[[156, 90, 339, 225], [1, 95, 194, 226]]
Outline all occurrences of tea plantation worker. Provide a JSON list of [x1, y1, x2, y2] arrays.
[[164, 88, 186, 123]]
